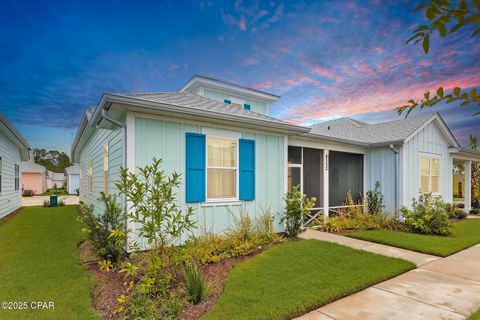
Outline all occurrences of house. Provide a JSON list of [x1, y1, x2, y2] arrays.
[[64, 164, 80, 194], [47, 171, 66, 190], [21, 150, 48, 195], [0, 112, 29, 218], [71, 75, 480, 245]]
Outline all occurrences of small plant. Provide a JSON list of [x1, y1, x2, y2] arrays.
[[58, 199, 65, 207], [366, 181, 384, 215], [77, 193, 126, 262], [282, 186, 316, 236], [228, 207, 255, 241], [401, 193, 451, 236], [98, 259, 113, 272], [43, 200, 50, 207], [446, 203, 467, 220], [470, 208, 480, 215], [183, 262, 210, 304], [75, 188, 80, 196]]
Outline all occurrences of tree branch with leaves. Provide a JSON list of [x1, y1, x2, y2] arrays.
[[398, 0, 480, 117]]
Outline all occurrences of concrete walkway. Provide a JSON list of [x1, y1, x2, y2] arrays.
[[22, 195, 79, 206], [296, 230, 480, 320], [300, 229, 440, 266]]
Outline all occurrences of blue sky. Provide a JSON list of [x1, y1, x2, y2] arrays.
[[0, 0, 478, 154]]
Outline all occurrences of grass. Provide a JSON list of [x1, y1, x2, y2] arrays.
[[347, 219, 480, 257], [204, 239, 414, 320], [454, 197, 465, 202], [0, 206, 98, 320], [469, 308, 480, 320]]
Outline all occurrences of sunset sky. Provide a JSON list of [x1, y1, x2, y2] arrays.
[[1, 0, 479, 154]]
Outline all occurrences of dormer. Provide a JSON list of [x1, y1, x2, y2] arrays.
[[178, 75, 280, 116]]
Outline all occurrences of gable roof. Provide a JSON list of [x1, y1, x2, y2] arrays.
[[309, 113, 459, 147], [0, 111, 30, 160], [178, 75, 280, 103], [65, 164, 79, 175], [21, 160, 46, 174]]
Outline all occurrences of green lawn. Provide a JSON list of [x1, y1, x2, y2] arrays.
[[347, 219, 480, 257], [38, 190, 68, 196], [469, 309, 480, 320], [453, 197, 465, 202], [204, 240, 414, 320], [0, 206, 98, 320]]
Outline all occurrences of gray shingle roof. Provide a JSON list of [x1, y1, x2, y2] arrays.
[[125, 92, 294, 126], [309, 114, 435, 144]]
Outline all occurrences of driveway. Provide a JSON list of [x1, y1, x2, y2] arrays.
[[297, 230, 480, 320], [22, 195, 79, 206]]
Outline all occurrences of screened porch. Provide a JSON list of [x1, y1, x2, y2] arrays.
[[287, 146, 364, 227]]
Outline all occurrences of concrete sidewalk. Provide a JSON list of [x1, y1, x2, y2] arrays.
[[22, 195, 79, 206], [296, 230, 480, 320], [299, 229, 439, 266]]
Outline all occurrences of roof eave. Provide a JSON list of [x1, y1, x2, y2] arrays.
[[0, 112, 30, 160], [94, 93, 309, 134]]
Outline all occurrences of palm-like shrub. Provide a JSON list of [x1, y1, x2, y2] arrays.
[[401, 193, 451, 235], [183, 262, 210, 304]]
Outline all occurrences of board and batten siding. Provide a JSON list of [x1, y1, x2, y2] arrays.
[[401, 121, 453, 207], [364, 148, 397, 213], [203, 88, 268, 115], [0, 129, 22, 218], [134, 115, 285, 238], [79, 125, 124, 213]]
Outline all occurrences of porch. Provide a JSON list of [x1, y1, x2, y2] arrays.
[[452, 149, 480, 212], [287, 146, 364, 227]]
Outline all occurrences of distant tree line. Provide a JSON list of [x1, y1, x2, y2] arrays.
[[33, 148, 72, 173]]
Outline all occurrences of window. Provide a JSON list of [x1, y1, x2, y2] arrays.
[[103, 144, 109, 193], [288, 146, 302, 192], [420, 154, 441, 194], [0, 157, 2, 193], [87, 160, 93, 192], [224, 99, 231, 104], [207, 136, 238, 200], [14, 164, 19, 191], [243, 104, 251, 110]]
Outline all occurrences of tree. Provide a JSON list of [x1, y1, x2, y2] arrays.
[[397, 0, 480, 117], [470, 135, 479, 201], [33, 148, 72, 172]]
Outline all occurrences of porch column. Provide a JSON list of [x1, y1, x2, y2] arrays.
[[465, 160, 472, 212], [323, 150, 329, 218]]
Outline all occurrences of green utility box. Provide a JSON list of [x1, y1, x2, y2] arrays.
[[50, 195, 58, 207]]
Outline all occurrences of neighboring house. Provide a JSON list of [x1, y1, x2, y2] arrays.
[[0, 112, 29, 218], [64, 164, 80, 194], [47, 171, 66, 189], [71, 75, 480, 246], [21, 150, 47, 195]]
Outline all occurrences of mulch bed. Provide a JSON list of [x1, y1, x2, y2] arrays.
[[79, 241, 128, 320], [79, 240, 284, 320]]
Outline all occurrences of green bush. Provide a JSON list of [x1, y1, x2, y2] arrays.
[[401, 193, 451, 236], [183, 262, 210, 304], [282, 186, 316, 236], [77, 192, 126, 262], [445, 203, 467, 220], [470, 208, 480, 215], [366, 181, 384, 215]]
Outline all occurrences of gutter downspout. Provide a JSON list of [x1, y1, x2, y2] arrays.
[[389, 144, 399, 213]]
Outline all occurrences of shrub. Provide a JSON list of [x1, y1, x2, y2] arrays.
[[446, 203, 467, 219], [228, 207, 255, 241], [77, 192, 126, 262], [401, 193, 451, 236], [58, 199, 65, 207], [183, 262, 210, 304], [282, 186, 316, 236], [43, 200, 50, 207], [366, 181, 384, 215], [470, 208, 480, 215]]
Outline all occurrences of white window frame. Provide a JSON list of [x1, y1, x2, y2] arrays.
[[14, 164, 19, 192], [104, 144, 109, 194], [288, 147, 303, 195], [203, 128, 241, 203], [419, 152, 442, 196]]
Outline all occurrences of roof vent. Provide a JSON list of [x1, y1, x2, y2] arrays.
[[328, 126, 331, 130]]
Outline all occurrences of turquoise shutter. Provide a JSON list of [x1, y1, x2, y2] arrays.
[[186, 133, 206, 203], [224, 99, 232, 104], [243, 104, 251, 110], [239, 139, 255, 201]]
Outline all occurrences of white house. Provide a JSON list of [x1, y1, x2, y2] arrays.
[[64, 164, 80, 194], [71, 75, 480, 244], [47, 171, 66, 190], [0, 112, 29, 218]]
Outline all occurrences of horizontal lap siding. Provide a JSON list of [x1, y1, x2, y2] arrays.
[[0, 130, 22, 218], [79, 126, 124, 213], [134, 117, 285, 242], [402, 122, 452, 208]]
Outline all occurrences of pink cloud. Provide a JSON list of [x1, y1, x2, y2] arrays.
[[238, 16, 247, 31], [244, 57, 260, 66], [373, 46, 384, 54], [419, 60, 432, 66]]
